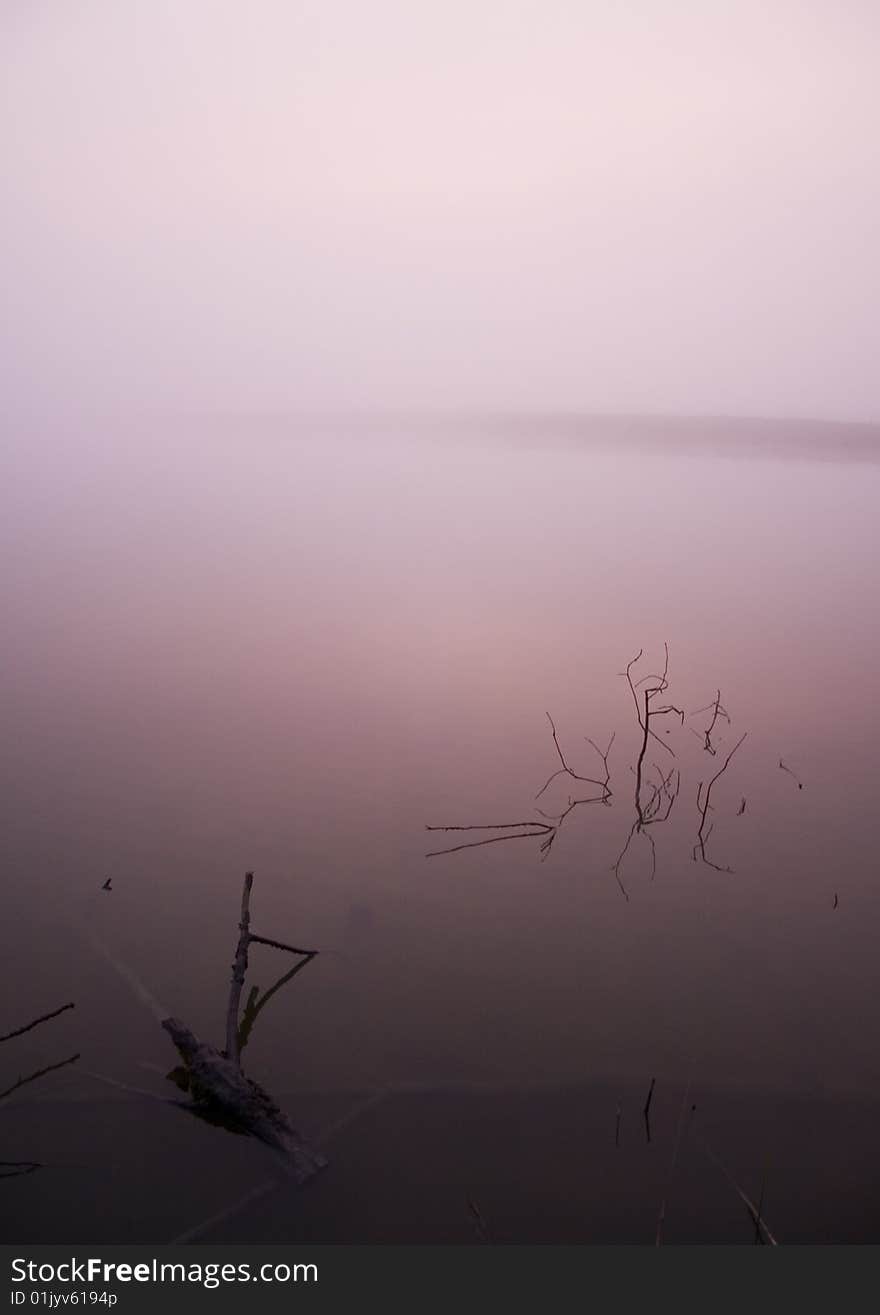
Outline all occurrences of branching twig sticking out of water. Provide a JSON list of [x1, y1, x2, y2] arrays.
[[623, 644, 685, 764], [779, 759, 804, 790], [426, 725, 613, 861], [690, 690, 730, 756], [535, 714, 614, 803], [611, 647, 684, 891], [693, 733, 748, 871], [161, 872, 327, 1184], [1, 1001, 79, 1107], [427, 645, 751, 892]]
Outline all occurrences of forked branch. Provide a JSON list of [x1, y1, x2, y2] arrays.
[[694, 733, 748, 870]]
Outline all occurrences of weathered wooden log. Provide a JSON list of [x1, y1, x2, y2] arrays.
[[162, 1017, 327, 1185]]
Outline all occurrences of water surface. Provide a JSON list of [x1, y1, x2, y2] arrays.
[[2, 416, 879, 1241]]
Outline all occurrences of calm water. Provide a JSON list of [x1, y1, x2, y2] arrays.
[[3, 416, 879, 1241]]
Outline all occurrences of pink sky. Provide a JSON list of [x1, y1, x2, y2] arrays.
[[2, 0, 879, 419]]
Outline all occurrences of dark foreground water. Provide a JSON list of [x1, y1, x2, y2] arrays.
[[2, 414, 879, 1242]]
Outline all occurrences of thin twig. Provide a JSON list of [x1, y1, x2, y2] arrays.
[[237, 955, 317, 1055], [0, 1003, 75, 1046], [691, 690, 730, 755], [225, 872, 254, 1066], [248, 935, 319, 957], [425, 823, 554, 858], [534, 713, 609, 800], [643, 1077, 656, 1143], [0, 1160, 44, 1179], [0, 1054, 81, 1103], [693, 733, 747, 870], [696, 1133, 779, 1245], [778, 759, 804, 790]]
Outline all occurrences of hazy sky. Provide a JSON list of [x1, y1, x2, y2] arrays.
[[2, 1, 879, 420]]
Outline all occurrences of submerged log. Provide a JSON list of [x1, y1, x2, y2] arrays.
[[162, 1017, 327, 1185]]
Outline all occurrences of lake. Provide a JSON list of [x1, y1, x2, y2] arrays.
[[2, 414, 879, 1242]]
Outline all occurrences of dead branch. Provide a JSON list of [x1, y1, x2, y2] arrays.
[[535, 713, 612, 800], [160, 872, 326, 1184], [0, 1003, 75, 1046], [225, 872, 254, 1066], [693, 732, 748, 870], [623, 643, 682, 763], [690, 690, 730, 755], [248, 934, 319, 956], [611, 648, 684, 888], [237, 954, 316, 1056], [162, 1018, 327, 1183], [427, 723, 613, 863], [643, 1076, 656, 1143], [0, 1053, 80, 1103], [425, 822, 555, 858], [0, 1160, 43, 1179], [779, 759, 804, 790]]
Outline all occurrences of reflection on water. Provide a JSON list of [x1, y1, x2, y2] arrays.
[[2, 416, 880, 1240]]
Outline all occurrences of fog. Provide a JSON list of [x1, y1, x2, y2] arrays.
[[3, 0, 879, 421]]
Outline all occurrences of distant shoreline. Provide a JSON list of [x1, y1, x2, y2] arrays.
[[9, 409, 880, 464]]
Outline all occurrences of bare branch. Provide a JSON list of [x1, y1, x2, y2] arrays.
[[0, 1160, 43, 1179], [534, 712, 609, 799], [694, 733, 748, 869], [248, 935, 319, 958], [0, 1054, 80, 1104], [0, 1003, 74, 1046], [426, 824, 553, 858], [691, 690, 731, 755], [225, 872, 254, 1066]]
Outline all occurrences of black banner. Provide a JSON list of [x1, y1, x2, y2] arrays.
[[1, 1245, 875, 1313]]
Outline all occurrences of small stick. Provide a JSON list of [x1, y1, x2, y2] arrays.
[[0, 1054, 80, 1103], [0, 1160, 43, 1179], [643, 1077, 655, 1143], [534, 713, 610, 800], [0, 1003, 75, 1045], [694, 732, 747, 869], [425, 823, 554, 858], [248, 935, 319, 957], [225, 872, 254, 1066], [754, 1166, 768, 1245], [778, 760, 804, 789], [697, 1133, 778, 1245], [691, 690, 730, 756]]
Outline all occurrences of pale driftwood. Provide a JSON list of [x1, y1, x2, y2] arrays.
[[162, 1018, 327, 1184], [160, 871, 326, 1184]]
